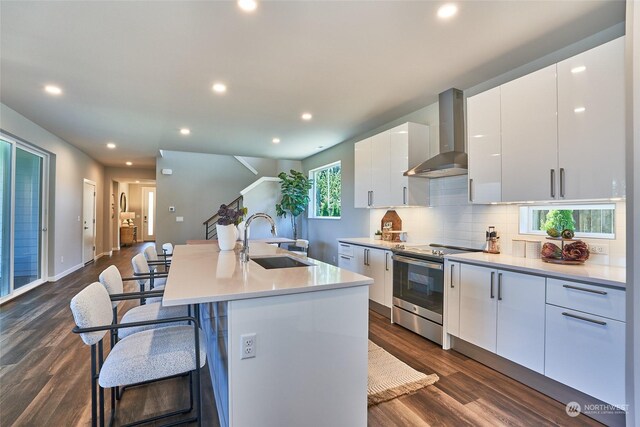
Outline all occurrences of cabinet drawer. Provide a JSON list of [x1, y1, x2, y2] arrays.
[[546, 278, 625, 321], [338, 255, 355, 272], [338, 242, 354, 257], [545, 304, 625, 406]]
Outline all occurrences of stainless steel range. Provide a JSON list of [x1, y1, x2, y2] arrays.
[[392, 244, 482, 345]]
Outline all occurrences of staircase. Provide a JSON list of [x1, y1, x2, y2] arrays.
[[203, 195, 243, 240]]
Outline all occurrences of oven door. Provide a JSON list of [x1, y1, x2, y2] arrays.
[[392, 255, 444, 324]]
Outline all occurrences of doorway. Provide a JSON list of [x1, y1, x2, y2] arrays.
[[82, 179, 96, 264], [142, 187, 156, 241], [0, 134, 49, 302]]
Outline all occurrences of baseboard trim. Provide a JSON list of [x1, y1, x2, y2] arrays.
[[112, 247, 120, 251], [369, 300, 391, 319], [48, 263, 84, 282], [95, 251, 112, 260]]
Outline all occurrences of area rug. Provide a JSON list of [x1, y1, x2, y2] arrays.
[[368, 340, 439, 406]]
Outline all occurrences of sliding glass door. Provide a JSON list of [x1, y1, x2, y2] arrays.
[[0, 135, 48, 301], [0, 140, 11, 297]]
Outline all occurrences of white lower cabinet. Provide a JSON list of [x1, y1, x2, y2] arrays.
[[495, 271, 545, 374], [459, 263, 497, 352], [337, 242, 392, 308], [545, 303, 625, 406], [444, 261, 461, 339], [457, 264, 545, 373]]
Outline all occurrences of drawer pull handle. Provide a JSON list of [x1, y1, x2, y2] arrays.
[[340, 256, 350, 260], [562, 284, 607, 295], [562, 312, 607, 326]]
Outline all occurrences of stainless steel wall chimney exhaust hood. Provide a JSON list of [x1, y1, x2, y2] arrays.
[[404, 88, 467, 178]]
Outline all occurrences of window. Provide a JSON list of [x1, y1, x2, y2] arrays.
[[519, 204, 616, 239], [309, 161, 341, 219]]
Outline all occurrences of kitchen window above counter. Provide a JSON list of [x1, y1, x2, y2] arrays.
[[519, 203, 616, 239]]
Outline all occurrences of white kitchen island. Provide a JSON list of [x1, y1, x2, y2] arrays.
[[162, 243, 373, 427]]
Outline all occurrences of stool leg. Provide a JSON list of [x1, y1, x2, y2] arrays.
[[98, 340, 105, 427], [90, 345, 97, 427]]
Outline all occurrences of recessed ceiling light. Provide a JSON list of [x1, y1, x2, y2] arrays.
[[437, 3, 458, 19], [135, 180, 140, 183], [44, 85, 62, 95], [302, 113, 313, 121], [106, 142, 116, 149], [125, 161, 133, 166], [574, 107, 586, 113], [272, 138, 280, 144], [180, 128, 191, 135], [212, 83, 227, 93], [238, 0, 257, 12], [473, 134, 484, 138], [571, 66, 586, 74]]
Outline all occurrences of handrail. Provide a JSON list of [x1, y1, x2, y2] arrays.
[[202, 195, 243, 225], [203, 195, 243, 240]]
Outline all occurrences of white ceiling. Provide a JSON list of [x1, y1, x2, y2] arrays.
[[0, 1, 625, 168]]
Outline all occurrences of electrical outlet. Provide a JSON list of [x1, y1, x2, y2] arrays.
[[61, 256, 64, 263], [588, 243, 609, 255], [240, 333, 256, 359]]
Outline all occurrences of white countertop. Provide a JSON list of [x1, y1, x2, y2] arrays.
[[162, 242, 373, 306], [446, 252, 626, 289]]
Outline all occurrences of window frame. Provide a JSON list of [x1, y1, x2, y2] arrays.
[[518, 203, 616, 239], [308, 161, 342, 220]]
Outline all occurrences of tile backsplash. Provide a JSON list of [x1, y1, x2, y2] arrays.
[[369, 175, 626, 267]]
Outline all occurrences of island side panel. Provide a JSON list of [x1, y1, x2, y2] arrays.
[[200, 301, 230, 427], [227, 285, 369, 427]]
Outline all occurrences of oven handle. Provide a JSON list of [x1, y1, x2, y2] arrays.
[[392, 255, 443, 271]]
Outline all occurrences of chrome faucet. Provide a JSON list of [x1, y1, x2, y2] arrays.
[[241, 213, 277, 263]]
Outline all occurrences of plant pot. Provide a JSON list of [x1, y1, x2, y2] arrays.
[[217, 224, 238, 251], [374, 235, 382, 240]]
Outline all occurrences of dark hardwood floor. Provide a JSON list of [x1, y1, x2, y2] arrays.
[[0, 243, 602, 426]]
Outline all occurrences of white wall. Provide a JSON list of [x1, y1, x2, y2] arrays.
[[1, 103, 106, 278], [241, 179, 293, 240]]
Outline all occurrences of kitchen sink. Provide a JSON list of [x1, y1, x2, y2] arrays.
[[251, 255, 314, 269]]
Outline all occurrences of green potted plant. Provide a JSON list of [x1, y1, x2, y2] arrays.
[[374, 230, 382, 240], [275, 170, 313, 240]]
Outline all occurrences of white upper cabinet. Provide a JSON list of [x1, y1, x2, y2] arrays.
[[370, 131, 391, 207], [557, 37, 626, 199], [389, 123, 430, 206], [354, 138, 372, 208], [467, 87, 502, 203], [354, 122, 429, 208], [467, 36, 625, 203], [501, 64, 559, 202]]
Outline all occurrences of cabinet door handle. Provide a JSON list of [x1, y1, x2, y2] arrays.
[[562, 312, 607, 326], [560, 168, 565, 198], [340, 255, 350, 260], [403, 186, 408, 205], [385, 252, 389, 271], [497, 273, 503, 301], [490, 271, 495, 299], [469, 178, 474, 202], [370, 191, 374, 206], [562, 284, 607, 295], [550, 169, 556, 198], [450, 264, 455, 288]]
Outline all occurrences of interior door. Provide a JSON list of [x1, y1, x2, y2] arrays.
[[82, 180, 96, 264], [142, 187, 156, 241]]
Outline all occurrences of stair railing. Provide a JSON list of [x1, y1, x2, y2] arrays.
[[203, 195, 243, 240]]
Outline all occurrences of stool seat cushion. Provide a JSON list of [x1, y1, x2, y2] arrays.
[[119, 303, 188, 338], [99, 325, 206, 388]]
